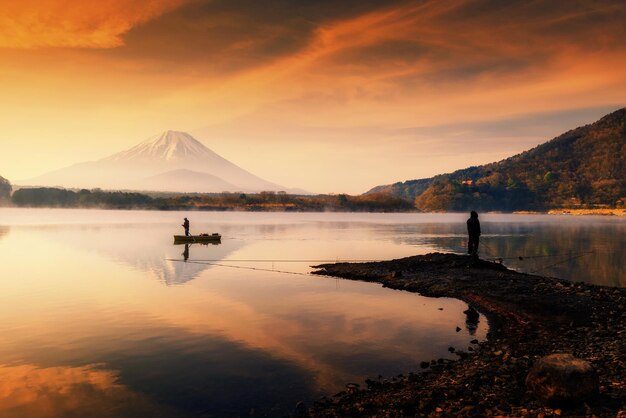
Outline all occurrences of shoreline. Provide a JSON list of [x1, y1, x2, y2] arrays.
[[2, 205, 626, 216], [308, 253, 625, 417], [515, 209, 626, 217]]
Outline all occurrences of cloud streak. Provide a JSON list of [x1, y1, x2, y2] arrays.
[[0, 0, 188, 48]]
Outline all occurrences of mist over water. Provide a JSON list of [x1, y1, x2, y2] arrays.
[[0, 209, 623, 417]]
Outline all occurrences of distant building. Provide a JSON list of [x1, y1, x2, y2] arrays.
[[461, 180, 474, 186]]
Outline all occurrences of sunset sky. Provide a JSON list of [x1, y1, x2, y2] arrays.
[[1, 0, 625, 193]]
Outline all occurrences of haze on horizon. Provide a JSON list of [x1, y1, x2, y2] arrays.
[[1, 0, 625, 194]]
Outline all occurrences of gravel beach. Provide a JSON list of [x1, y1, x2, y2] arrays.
[[307, 253, 626, 417]]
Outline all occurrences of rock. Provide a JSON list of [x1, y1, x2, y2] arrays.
[[345, 383, 360, 394], [294, 401, 306, 416], [457, 405, 475, 416], [420, 361, 430, 369], [464, 306, 479, 319], [525, 354, 599, 405], [386, 271, 401, 279]]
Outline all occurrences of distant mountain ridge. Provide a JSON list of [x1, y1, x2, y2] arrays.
[[22, 131, 299, 193], [367, 108, 626, 211]]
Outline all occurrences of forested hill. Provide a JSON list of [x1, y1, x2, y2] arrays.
[[367, 108, 626, 211], [0, 176, 11, 202]]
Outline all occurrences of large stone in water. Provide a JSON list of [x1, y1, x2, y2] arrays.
[[525, 353, 599, 405]]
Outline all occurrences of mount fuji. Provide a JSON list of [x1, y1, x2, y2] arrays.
[[23, 131, 296, 193]]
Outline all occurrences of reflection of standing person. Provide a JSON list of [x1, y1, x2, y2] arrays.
[[182, 217, 190, 237], [467, 211, 481, 257], [182, 243, 190, 262], [464, 306, 480, 336]]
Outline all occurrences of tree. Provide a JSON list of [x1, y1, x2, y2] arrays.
[[543, 171, 556, 184], [336, 194, 349, 207], [0, 176, 11, 203]]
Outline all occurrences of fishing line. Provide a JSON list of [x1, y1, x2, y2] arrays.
[[167, 259, 337, 279], [177, 258, 383, 263], [479, 239, 595, 261], [529, 252, 593, 274]]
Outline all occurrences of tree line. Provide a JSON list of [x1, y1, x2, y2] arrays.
[[7, 187, 414, 212]]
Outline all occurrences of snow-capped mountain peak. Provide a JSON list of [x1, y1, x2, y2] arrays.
[[22, 130, 298, 193], [105, 130, 217, 162]]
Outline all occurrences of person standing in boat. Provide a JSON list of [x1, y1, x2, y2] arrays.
[[467, 211, 481, 258], [182, 217, 190, 237]]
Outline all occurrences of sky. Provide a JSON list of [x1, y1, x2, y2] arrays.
[[1, 0, 625, 194]]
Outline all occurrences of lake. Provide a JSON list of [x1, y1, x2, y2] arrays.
[[0, 209, 623, 417]]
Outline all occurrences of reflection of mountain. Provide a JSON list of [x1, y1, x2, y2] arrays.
[[158, 242, 240, 286], [40, 225, 245, 285]]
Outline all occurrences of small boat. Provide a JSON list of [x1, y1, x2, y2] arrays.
[[173, 233, 221, 243]]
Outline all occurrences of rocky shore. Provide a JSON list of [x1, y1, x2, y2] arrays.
[[307, 253, 625, 417]]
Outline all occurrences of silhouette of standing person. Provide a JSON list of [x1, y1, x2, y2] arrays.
[[182, 217, 190, 237], [467, 211, 481, 258]]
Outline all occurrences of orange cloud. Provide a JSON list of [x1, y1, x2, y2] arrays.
[[0, 0, 189, 49], [214, 0, 626, 126]]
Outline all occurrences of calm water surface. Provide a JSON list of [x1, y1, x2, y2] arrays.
[[0, 209, 623, 417]]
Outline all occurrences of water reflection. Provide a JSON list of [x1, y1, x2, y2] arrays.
[[464, 307, 480, 336], [177, 242, 222, 263], [0, 364, 180, 418], [380, 217, 626, 287], [1, 210, 622, 416], [19, 225, 240, 285], [478, 222, 625, 287], [0, 212, 488, 417]]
